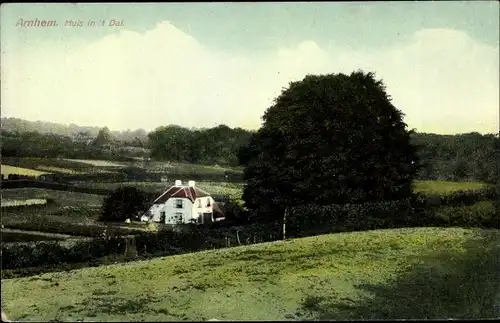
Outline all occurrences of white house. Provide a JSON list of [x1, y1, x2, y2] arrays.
[[141, 180, 215, 225]]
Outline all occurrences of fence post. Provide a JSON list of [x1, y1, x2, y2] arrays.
[[236, 230, 241, 245], [283, 207, 288, 240]]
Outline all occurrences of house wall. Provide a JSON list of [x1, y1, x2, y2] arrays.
[[149, 196, 215, 224], [191, 196, 215, 223], [150, 198, 194, 224]]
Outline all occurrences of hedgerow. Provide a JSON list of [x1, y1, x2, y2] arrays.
[[2, 187, 497, 275]]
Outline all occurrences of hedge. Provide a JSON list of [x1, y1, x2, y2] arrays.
[[418, 186, 497, 208], [0, 221, 284, 270], [2, 217, 144, 238], [1, 179, 111, 195], [6, 174, 38, 181]]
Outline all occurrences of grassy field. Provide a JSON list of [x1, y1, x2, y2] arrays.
[[1, 188, 105, 229], [1, 164, 48, 177], [1, 188, 104, 208], [413, 180, 488, 195], [1, 157, 100, 173], [35, 166, 82, 174], [63, 159, 127, 168], [2, 227, 499, 321], [135, 161, 243, 174]]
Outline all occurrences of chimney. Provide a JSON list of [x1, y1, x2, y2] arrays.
[[188, 180, 195, 187], [174, 180, 182, 187]]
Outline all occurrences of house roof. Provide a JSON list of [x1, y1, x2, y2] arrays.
[[153, 185, 211, 204]]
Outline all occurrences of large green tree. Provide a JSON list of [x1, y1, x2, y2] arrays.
[[239, 71, 420, 221]]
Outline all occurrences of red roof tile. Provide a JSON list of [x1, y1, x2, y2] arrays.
[[153, 186, 211, 204]]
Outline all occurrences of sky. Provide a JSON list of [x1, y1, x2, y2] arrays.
[[1, 2, 499, 134]]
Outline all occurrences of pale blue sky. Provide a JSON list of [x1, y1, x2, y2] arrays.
[[1, 2, 499, 134]]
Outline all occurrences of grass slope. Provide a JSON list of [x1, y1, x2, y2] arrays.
[[413, 180, 488, 195], [2, 227, 499, 321]]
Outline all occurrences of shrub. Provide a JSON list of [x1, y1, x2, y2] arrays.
[[99, 186, 150, 222], [2, 217, 144, 238]]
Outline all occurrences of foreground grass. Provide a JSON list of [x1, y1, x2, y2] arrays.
[[414, 180, 488, 195], [1, 164, 48, 177], [2, 227, 499, 321]]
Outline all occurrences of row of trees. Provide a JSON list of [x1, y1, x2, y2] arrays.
[[147, 124, 253, 166], [412, 132, 499, 183], [1, 117, 149, 144], [1, 128, 148, 161]]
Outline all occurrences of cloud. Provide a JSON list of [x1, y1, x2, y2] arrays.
[[1, 22, 498, 134]]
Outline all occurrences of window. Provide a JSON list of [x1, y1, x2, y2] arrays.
[[175, 212, 183, 224], [160, 211, 166, 223], [175, 199, 183, 209], [206, 198, 211, 207], [197, 200, 202, 208]]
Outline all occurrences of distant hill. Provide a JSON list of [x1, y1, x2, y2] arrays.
[[1, 117, 148, 143]]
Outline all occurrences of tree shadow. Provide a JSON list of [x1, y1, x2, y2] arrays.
[[296, 229, 500, 320]]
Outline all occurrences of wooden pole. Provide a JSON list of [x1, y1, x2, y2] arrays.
[[236, 230, 241, 245], [283, 207, 288, 240]]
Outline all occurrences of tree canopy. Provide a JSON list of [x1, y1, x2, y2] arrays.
[[99, 186, 151, 222], [239, 71, 421, 220]]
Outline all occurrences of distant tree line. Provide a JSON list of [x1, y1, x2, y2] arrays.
[[147, 124, 254, 166], [1, 129, 147, 161], [412, 132, 499, 184], [1, 121, 497, 184]]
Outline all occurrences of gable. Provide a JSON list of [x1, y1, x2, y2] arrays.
[[153, 186, 211, 204]]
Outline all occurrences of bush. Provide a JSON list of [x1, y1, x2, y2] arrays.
[[99, 186, 151, 222], [218, 200, 250, 225]]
